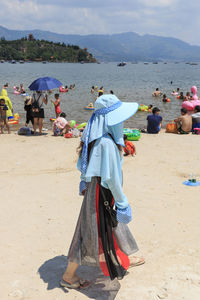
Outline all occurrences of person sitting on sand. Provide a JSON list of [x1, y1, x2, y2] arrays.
[[174, 108, 192, 134], [191, 105, 200, 131], [0, 98, 10, 134], [53, 112, 70, 136], [123, 135, 136, 156], [152, 88, 162, 97], [147, 107, 162, 134]]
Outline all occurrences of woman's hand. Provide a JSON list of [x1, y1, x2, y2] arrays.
[[116, 204, 132, 224]]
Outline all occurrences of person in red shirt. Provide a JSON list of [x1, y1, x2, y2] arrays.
[[123, 134, 136, 156]]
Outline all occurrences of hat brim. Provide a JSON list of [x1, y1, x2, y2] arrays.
[[107, 102, 139, 126]]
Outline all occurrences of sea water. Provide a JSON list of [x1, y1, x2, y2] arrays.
[[0, 61, 200, 128]]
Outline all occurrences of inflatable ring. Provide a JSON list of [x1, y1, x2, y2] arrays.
[[70, 120, 76, 128], [76, 122, 87, 129], [123, 129, 141, 141], [138, 104, 148, 112], [8, 120, 19, 125], [84, 106, 94, 110]]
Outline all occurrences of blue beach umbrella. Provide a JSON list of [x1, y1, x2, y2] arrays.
[[29, 77, 63, 91]]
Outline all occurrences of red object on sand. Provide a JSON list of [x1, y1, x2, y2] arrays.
[[64, 132, 72, 138]]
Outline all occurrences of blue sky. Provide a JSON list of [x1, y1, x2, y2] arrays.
[[0, 0, 198, 45]]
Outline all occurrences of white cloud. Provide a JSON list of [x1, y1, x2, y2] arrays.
[[0, 0, 199, 45], [139, 0, 176, 7]]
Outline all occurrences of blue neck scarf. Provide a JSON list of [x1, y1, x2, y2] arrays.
[[81, 101, 122, 175]]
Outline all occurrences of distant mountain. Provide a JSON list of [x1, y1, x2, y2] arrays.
[[0, 25, 200, 62]]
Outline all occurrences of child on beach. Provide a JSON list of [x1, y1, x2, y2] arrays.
[[51, 93, 61, 118], [0, 98, 10, 134], [123, 134, 136, 156], [53, 112, 70, 136]]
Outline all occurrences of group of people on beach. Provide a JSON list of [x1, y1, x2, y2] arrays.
[[145, 105, 200, 135], [2, 80, 200, 292], [148, 85, 200, 134]]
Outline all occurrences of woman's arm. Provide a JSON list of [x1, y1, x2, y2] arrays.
[[43, 94, 48, 105]]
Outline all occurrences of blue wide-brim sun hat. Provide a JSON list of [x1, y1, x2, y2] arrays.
[[95, 94, 139, 126]]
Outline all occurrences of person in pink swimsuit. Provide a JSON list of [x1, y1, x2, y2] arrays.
[[51, 93, 61, 117]]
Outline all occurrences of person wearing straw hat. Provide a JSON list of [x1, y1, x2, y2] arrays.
[[60, 94, 145, 290]]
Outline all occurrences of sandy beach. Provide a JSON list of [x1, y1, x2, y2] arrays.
[[1, 130, 200, 300]]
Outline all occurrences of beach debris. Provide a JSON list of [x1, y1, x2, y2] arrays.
[[157, 289, 168, 299], [8, 289, 24, 299]]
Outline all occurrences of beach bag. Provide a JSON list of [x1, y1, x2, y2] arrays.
[[97, 178, 118, 228], [193, 128, 200, 135], [18, 127, 32, 136], [165, 122, 177, 133]]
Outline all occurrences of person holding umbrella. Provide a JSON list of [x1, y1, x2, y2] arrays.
[[29, 77, 63, 135], [31, 91, 48, 135]]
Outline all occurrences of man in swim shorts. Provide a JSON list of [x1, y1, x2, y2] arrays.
[[174, 108, 192, 134]]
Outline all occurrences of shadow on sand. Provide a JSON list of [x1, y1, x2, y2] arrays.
[[38, 255, 121, 300]]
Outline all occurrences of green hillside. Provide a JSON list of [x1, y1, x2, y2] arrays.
[[0, 35, 96, 62]]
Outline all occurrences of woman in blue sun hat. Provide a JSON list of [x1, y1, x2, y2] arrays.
[[60, 94, 145, 289]]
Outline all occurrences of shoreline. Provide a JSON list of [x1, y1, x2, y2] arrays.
[[1, 131, 200, 299]]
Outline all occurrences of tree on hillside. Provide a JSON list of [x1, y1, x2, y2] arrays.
[[28, 34, 35, 41]]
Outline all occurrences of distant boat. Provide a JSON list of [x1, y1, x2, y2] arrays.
[[11, 60, 16, 64], [42, 61, 47, 64], [153, 62, 158, 64], [0, 60, 5, 63], [144, 62, 149, 65], [190, 63, 198, 65], [19, 60, 24, 64], [117, 62, 126, 66], [164, 62, 167, 64]]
